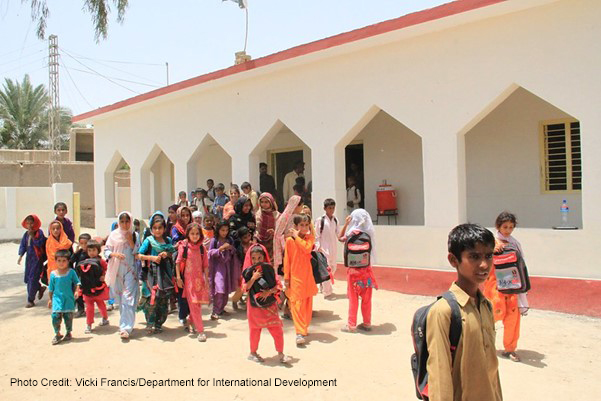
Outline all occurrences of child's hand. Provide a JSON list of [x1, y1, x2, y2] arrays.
[[219, 243, 231, 251], [494, 242, 505, 254], [266, 229, 274, 235], [288, 228, 299, 238], [252, 270, 262, 281], [153, 255, 162, 263], [176, 277, 184, 288], [17, 256, 22, 265], [74, 291, 80, 300], [158, 251, 168, 259], [345, 215, 352, 224], [100, 275, 105, 282], [47, 300, 52, 309], [284, 279, 290, 289], [257, 289, 271, 301], [113, 252, 125, 260]]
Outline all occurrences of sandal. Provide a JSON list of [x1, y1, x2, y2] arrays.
[[198, 333, 207, 342], [25, 301, 35, 308], [248, 353, 264, 363], [37, 286, 46, 300], [146, 326, 156, 335], [210, 314, 219, 320], [341, 325, 356, 333], [120, 331, 130, 340], [279, 354, 292, 364], [51, 334, 63, 345], [85, 325, 92, 334], [357, 323, 372, 332], [63, 332, 72, 342], [295, 334, 306, 345]]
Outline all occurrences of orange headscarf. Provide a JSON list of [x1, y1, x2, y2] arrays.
[[45, 220, 73, 278]]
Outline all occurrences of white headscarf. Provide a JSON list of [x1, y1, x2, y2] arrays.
[[345, 208, 376, 264], [105, 211, 134, 287]]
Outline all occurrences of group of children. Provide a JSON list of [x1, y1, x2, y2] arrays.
[[18, 190, 529, 390]]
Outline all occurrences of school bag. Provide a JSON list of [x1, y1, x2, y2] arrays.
[[242, 262, 277, 308], [493, 244, 531, 294], [311, 250, 331, 284], [344, 230, 372, 268], [410, 292, 462, 401], [75, 258, 107, 296], [319, 215, 338, 235]]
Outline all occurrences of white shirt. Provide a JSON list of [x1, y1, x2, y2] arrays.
[[314, 214, 339, 268], [346, 186, 361, 212], [283, 171, 303, 202]]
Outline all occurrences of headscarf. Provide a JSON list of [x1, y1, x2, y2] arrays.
[[255, 193, 279, 242], [105, 211, 134, 287], [345, 208, 376, 264], [45, 220, 73, 276], [174, 206, 192, 236], [242, 243, 271, 271], [232, 196, 255, 225], [273, 195, 301, 267]]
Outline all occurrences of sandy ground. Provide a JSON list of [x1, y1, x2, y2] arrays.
[[1, 240, 600, 401]]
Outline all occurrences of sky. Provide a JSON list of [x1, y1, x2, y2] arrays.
[[0, 0, 450, 116]]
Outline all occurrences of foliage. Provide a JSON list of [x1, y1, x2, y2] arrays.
[[24, 0, 129, 42]]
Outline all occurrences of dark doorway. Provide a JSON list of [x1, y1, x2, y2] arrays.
[[272, 149, 303, 209], [345, 143, 364, 208]]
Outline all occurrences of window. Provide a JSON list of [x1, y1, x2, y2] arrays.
[[540, 119, 581, 192]]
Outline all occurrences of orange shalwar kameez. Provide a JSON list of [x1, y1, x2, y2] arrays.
[[483, 265, 521, 352], [284, 234, 317, 336]]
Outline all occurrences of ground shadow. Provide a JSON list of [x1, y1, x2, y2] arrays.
[[360, 322, 397, 336], [312, 309, 342, 323], [502, 349, 547, 368], [0, 272, 26, 292], [204, 330, 227, 339], [306, 332, 338, 345], [60, 336, 92, 344], [322, 293, 348, 301], [90, 324, 120, 336], [260, 355, 300, 369], [146, 326, 189, 343]]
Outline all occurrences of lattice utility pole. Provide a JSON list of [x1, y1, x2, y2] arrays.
[[48, 34, 61, 184]]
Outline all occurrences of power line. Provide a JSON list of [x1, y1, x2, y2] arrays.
[[59, 55, 94, 109], [60, 47, 164, 66], [61, 49, 140, 95], [0, 49, 45, 67], [0, 56, 47, 76], [0, 41, 45, 59], [63, 64, 161, 88]]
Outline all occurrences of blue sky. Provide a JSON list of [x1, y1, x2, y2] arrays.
[[1, 0, 450, 115]]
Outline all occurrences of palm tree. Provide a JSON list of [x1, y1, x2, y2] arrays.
[[0, 75, 49, 149]]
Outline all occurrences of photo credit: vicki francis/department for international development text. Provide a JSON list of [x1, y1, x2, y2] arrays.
[[10, 377, 337, 389]]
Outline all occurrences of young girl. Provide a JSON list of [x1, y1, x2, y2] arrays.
[[254, 193, 279, 260], [176, 223, 210, 342], [338, 209, 378, 333], [166, 204, 178, 239], [177, 191, 189, 207], [171, 206, 192, 325], [81, 240, 110, 334], [104, 211, 140, 340], [208, 220, 239, 319], [53, 202, 75, 242], [243, 244, 291, 363], [284, 214, 317, 345], [136, 212, 176, 334], [17, 215, 47, 307], [484, 211, 529, 362], [223, 185, 241, 221], [45, 220, 73, 283], [48, 249, 80, 345], [228, 196, 256, 239]]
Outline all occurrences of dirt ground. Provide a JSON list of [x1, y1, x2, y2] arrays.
[[0, 240, 600, 401]]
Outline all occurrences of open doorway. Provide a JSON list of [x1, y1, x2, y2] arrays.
[[271, 149, 303, 209], [345, 143, 364, 209]]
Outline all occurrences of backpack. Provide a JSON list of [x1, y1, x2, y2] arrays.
[[75, 258, 107, 296], [242, 262, 277, 308], [319, 215, 338, 235], [311, 250, 330, 284], [344, 230, 372, 268], [493, 244, 531, 294], [411, 292, 463, 400], [178, 242, 205, 277]]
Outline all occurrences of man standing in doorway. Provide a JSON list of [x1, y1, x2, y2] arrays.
[[259, 162, 277, 196], [283, 160, 304, 202]]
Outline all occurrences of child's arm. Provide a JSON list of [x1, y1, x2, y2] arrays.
[[355, 188, 362, 207], [47, 274, 55, 308], [338, 215, 352, 242], [283, 239, 292, 288], [17, 234, 27, 264], [425, 304, 454, 401], [245, 269, 262, 291]]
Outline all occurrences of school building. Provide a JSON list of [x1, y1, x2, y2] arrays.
[[74, 0, 601, 292]]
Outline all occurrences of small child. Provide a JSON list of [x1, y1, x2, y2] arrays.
[[17, 215, 47, 307], [45, 220, 73, 283], [243, 244, 291, 364], [70, 233, 92, 317], [176, 223, 210, 342], [228, 196, 256, 239], [177, 190, 189, 207], [338, 209, 378, 333], [211, 183, 229, 220], [48, 249, 81, 345], [206, 179, 216, 202], [314, 199, 339, 299], [484, 211, 529, 362], [231, 226, 254, 310], [426, 224, 502, 401], [346, 176, 361, 215], [208, 220, 239, 319], [53, 202, 75, 243], [223, 185, 241, 221], [78, 240, 110, 333], [241, 181, 259, 212], [202, 214, 215, 248], [166, 204, 179, 238], [284, 214, 317, 345]]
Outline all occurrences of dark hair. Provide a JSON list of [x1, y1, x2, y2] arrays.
[[134, 219, 140, 226], [237, 226, 250, 240], [168, 204, 178, 213], [199, 189, 207, 196], [323, 198, 336, 208], [250, 245, 266, 258], [293, 184, 304, 194], [190, 205, 198, 211], [448, 224, 495, 262], [495, 211, 518, 229], [259, 162, 267, 168], [229, 185, 240, 195], [204, 214, 215, 222], [55, 249, 70, 260], [78, 233, 92, 241], [25, 215, 35, 223], [214, 220, 230, 239], [186, 222, 203, 244], [178, 191, 186, 197], [151, 215, 166, 229], [294, 160, 304, 168], [207, 179, 214, 184], [295, 176, 305, 186], [241, 182, 251, 190], [216, 183, 225, 191], [293, 214, 310, 226], [87, 239, 102, 253], [54, 202, 67, 212]]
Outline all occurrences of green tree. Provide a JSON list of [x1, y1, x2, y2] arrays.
[[25, 0, 129, 42], [0, 75, 48, 149]]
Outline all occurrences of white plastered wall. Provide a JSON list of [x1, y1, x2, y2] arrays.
[[90, 0, 601, 278], [187, 135, 232, 190]]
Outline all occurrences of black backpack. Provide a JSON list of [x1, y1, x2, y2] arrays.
[[493, 244, 531, 294], [311, 250, 330, 284], [242, 262, 277, 308], [344, 230, 372, 268], [75, 258, 106, 296], [410, 292, 462, 400]]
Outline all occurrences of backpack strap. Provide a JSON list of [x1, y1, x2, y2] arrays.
[[320, 216, 326, 235], [441, 291, 463, 363]]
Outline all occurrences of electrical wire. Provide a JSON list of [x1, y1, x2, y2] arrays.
[[63, 64, 161, 88], [59, 56, 94, 109], [60, 47, 163, 66], [0, 49, 45, 67], [0, 56, 47, 76]]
